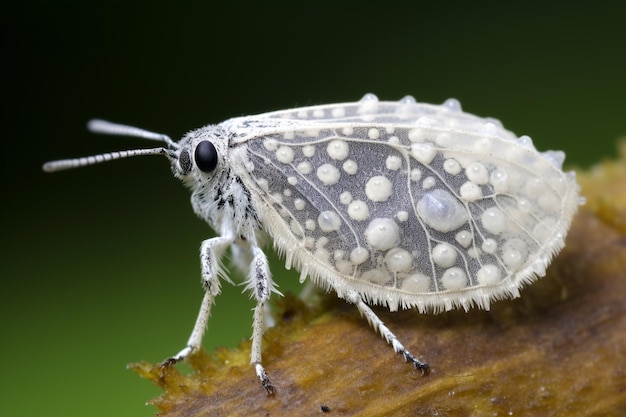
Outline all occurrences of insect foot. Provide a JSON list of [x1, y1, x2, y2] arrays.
[[403, 350, 430, 376], [255, 363, 276, 395], [160, 357, 179, 368], [44, 94, 581, 393]]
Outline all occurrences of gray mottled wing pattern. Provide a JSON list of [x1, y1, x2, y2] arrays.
[[224, 95, 579, 312]]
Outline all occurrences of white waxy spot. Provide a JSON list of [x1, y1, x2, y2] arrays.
[[417, 189, 468, 233], [350, 247, 369, 265], [422, 176, 436, 190], [365, 176, 393, 202], [400, 95, 416, 104], [362, 269, 390, 285], [385, 155, 402, 171], [302, 145, 316, 157], [304, 236, 315, 248], [297, 110, 308, 118], [466, 162, 489, 184], [441, 267, 467, 290], [481, 207, 506, 235], [318, 210, 341, 232], [502, 248, 523, 270], [410, 168, 422, 182], [517, 135, 535, 150], [335, 260, 353, 275], [501, 239, 528, 270], [315, 248, 329, 263], [304, 129, 320, 137], [332, 107, 346, 118], [294, 198, 306, 210], [276, 146, 294, 164], [360, 92, 379, 103], [384, 248, 413, 273], [476, 264, 502, 285], [442, 97, 462, 112], [387, 135, 399, 144], [342, 126, 354, 136], [517, 198, 531, 213], [333, 250, 345, 261], [408, 128, 427, 142], [396, 211, 409, 222], [401, 274, 431, 293], [432, 243, 457, 267], [313, 109, 324, 118], [479, 122, 498, 137], [365, 218, 400, 251], [368, 128, 380, 139], [542, 150, 565, 169], [316, 236, 328, 248], [474, 137, 491, 153], [410, 143, 437, 164], [455, 230, 472, 248], [460, 181, 483, 201], [317, 163, 341, 185], [283, 189, 292, 197], [481, 238, 498, 253], [348, 200, 370, 221], [327, 140, 349, 160], [339, 191, 353, 204], [435, 133, 452, 147], [443, 158, 461, 175], [343, 159, 358, 175], [305, 219, 316, 230], [538, 191, 560, 212], [490, 169, 509, 193], [288, 176, 298, 185], [283, 131, 295, 140], [297, 161, 312, 175], [263, 139, 278, 151]]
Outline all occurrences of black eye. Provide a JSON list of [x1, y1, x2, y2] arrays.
[[194, 141, 218, 173]]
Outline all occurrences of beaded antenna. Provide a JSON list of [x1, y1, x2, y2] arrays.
[[43, 94, 581, 394]]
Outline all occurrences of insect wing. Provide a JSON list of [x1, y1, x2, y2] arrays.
[[228, 97, 579, 313]]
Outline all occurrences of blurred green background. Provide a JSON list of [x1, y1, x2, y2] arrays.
[[3, 2, 624, 416]]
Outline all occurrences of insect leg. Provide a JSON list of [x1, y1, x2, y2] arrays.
[[346, 290, 430, 375], [168, 235, 233, 363], [246, 245, 276, 394]]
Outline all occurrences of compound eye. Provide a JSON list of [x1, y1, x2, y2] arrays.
[[194, 141, 218, 173]]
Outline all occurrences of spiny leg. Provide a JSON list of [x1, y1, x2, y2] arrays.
[[346, 290, 430, 375], [164, 235, 233, 365], [165, 289, 213, 364], [247, 245, 276, 394]]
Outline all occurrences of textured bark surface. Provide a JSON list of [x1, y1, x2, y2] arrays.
[[130, 143, 626, 417]]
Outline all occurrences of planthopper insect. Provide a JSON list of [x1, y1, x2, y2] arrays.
[[43, 94, 581, 394]]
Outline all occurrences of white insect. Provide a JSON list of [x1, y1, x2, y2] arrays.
[[43, 94, 581, 394]]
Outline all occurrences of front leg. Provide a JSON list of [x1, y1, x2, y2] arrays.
[[167, 235, 233, 363]]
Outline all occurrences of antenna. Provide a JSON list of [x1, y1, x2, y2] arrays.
[[42, 119, 176, 173]]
